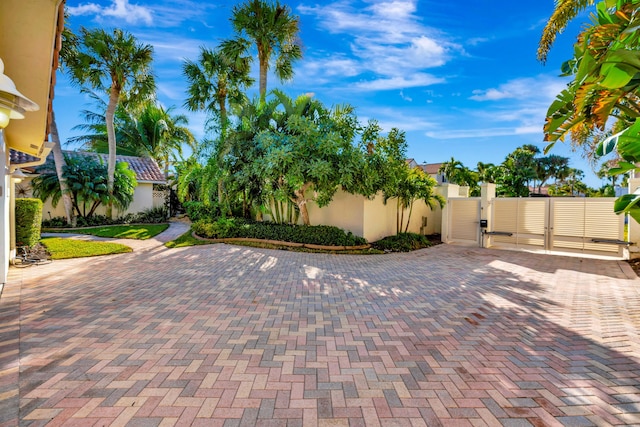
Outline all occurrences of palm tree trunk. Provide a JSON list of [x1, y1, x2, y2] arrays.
[[258, 48, 268, 101], [404, 201, 414, 233], [50, 112, 75, 226], [105, 86, 120, 219]]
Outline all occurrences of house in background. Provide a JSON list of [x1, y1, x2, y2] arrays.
[[1, 0, 65, 286], [406, 159, 446, 184], [11, 150, 167, 219]]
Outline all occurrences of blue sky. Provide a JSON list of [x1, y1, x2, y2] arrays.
[[55, 0, 606, 187]]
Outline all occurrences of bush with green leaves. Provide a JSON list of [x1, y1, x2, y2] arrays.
[[372, 233, 431, 252], [15, 198, 43, 247], [42, 207, 168, 228], [192, 218, 366, 246], [183, 201, 220, 222]]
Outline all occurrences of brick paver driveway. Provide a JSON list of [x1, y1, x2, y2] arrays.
[[1, 225, 639, 426]]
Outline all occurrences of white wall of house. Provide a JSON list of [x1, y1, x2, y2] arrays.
[[1, 131, 9, 285], [20, 178, 158, 220]]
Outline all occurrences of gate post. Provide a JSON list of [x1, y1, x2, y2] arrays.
[[438, 183, 460, 243], [480, 183, 496, 248], [627, 178, 640, 259]]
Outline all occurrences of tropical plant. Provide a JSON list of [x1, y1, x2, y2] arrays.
[[183, 46, 253, 204], [222, 0, 302, 100], [64, 27, 155, 218], [254, 93, 364, 225], [385, 166, 444, 234], [538, 0, 595, 63], [183, 46, 253, 136], [32, 155, 137, 218], [495, 145, 538, 197], [543, 0, 640, 220]]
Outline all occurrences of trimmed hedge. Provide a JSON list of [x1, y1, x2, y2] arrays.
[[192, 218, 367, 246], [372, 233, 431, 252], [16, 198, 43, 247]]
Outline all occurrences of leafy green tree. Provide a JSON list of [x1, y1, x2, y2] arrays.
[[225, 96, 280, 218], [222, 0, 302, 100], [476, 161, 498, 183], [495, 145, 538, 197], [254, 94, 363, 225], [65, 27, 155, 218], [32, 155, 137, 218], [548, 168, 588, 196], [532, 154, 570, 194]]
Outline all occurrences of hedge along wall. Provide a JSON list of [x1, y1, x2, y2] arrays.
[[16, 198, 43, 247]]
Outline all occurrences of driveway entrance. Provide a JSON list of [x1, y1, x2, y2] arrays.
[[1, 228, 639, 426]]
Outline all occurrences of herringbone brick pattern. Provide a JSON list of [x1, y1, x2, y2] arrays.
[[1, 227, 639, 426]]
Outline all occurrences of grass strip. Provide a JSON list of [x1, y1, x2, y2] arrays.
[[44, 224, 169, 240], [41, 237, 132, 259]]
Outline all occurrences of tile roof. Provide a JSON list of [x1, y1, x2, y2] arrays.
[[421, 163, 443, 175], [10, 149, 166, 183]]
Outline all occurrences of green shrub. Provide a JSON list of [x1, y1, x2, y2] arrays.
[[15, 198, 43, 247], [42, 207, 168, 228], [192, 218, 367, 246], [183, 201, 220, 222], [372, 233, 431, 252]]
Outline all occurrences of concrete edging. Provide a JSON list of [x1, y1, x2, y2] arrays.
[[191, 232, 371, 251]]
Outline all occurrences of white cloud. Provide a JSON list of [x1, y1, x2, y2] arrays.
[[298, 0, 461, 91], [399, 90, 412, 102], [470, 76, 568, 102], [425, 126, 540, 139], [69, 0, 153, 25], [355, 73, 444, 90]]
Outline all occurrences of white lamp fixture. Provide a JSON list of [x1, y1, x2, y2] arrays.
[[0, 57, 39, 129]]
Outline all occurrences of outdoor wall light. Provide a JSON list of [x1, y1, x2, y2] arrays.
[[0, 57, 39, 129]]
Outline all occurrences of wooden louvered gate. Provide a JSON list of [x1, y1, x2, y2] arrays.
[[448, 198, 481, 246], [490, 198, 624, 257]]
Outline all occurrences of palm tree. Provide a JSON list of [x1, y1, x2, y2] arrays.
[[183, 46, 253, 138], [222, 0, 302, 100], [183, 46, 253, 205], [538, 0, 595, 63], [438, 157, 464, 184], [115, 103, 195, 178], [65, 27, 155, 218], [49, 22, 79, 226]]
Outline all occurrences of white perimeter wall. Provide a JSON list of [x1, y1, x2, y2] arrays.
[[307, 189, 443, 242]]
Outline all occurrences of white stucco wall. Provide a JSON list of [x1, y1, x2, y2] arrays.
[[21, 178, 157, 220], [1, 131, 9, 285], [307, 190, 365, 238], [362, 194, 396, 242]]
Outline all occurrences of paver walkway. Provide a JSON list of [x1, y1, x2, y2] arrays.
[[1, 224, 640, 426]]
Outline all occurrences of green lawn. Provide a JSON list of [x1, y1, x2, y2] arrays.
[[40, 237, 132, 260], [44, 224, 169, 240]]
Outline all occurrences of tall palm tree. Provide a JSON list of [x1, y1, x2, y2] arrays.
[[222, 0, 302, 101], [65, 27, 155, 218], [538, 0, 595, 63], [183, 46, 253, 203], [49, 21, 79, 226], [183, 46, 253, 138]]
